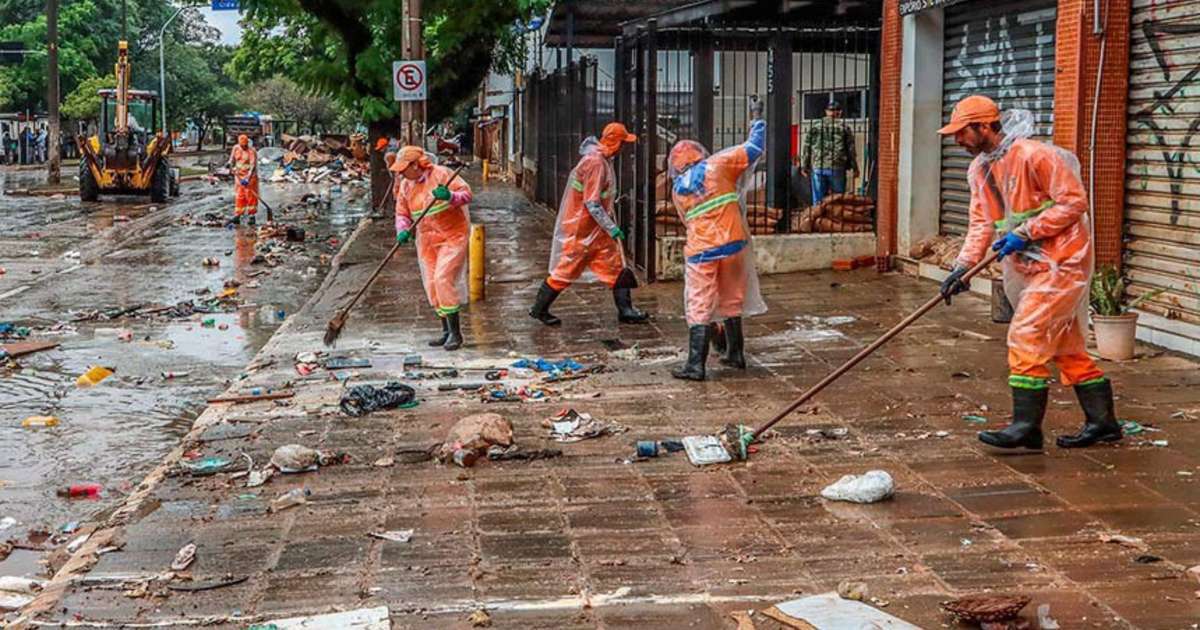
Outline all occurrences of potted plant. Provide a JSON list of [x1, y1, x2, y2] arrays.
[[1089, 266, 1161, 360]]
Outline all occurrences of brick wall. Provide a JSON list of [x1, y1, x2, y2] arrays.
[[875, 0, 903, 270], [1054, 0, 1131, 268]]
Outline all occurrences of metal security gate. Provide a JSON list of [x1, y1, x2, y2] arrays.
[[1124, 0, 1200, 323], [939, 0, 1057, 235]]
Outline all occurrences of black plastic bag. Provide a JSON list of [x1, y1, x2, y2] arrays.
[[340, 381, 416, 416]]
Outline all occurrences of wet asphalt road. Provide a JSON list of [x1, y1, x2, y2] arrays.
[[0, 167, 369, 576]]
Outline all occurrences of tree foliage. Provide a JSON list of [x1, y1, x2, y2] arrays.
[[240, 75, 340, 133], [61, 75, 116, 121], [235, 0, 550, 125]]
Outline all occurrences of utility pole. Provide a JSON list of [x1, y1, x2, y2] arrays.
[[46, 0, 60, 185], [401, 0, 425, 146]]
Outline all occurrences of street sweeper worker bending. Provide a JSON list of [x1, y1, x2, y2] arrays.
[[528, 122, 649, 327], [937, 94, 1121, 450], [666, 117, 768, 382], [229, 134, 259, 226], [392, 146, 472, 351]]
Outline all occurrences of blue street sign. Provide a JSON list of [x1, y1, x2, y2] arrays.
[[211, 0, 239, 10]]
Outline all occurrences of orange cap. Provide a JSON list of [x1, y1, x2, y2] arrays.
[[375, 137, 389, 151], [389, 145, 431, 172], [938, 95, 1000, 135], [598, 122, 637, 156]]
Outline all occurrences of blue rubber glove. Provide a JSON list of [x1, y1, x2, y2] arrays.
[[609, 226, 625, 241], [992, 232, 1028, 260], [240, 178, 250, 186], [396, 229, 412, 245], [432, 185, 451, 201]]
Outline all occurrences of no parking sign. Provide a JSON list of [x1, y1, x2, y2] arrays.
[[393, 60, 426, 102]]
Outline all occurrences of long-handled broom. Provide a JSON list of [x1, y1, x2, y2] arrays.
[[323, 164, 467, 347], [714, 249, 1002, 461]]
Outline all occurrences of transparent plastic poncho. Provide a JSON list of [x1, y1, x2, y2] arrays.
[[395, 160, 471, 313], [547, 138, 622, 285], [956, 109, 1095, 367], [667, 125, 768, 326]]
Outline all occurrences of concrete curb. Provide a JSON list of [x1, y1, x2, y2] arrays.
[[12, 207, 378, 627]]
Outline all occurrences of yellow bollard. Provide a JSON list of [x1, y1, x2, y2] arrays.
[[481, 160, 490, 183], [469, 223, 485, 302]]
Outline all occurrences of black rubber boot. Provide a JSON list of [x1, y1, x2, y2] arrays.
[[428, 317, 449, 347], [718, 317, 746, 369], [709, 322, 727, 354], [1057, 379, 1122, 448], [443, 311, 463, 351], [613, 287, 649, 324], [247, 215, 257, 226], [230, 215, 241, 226], [671, 325, 710, 381], [529, 281, 562, 326], [979, 386, 1046, 450]]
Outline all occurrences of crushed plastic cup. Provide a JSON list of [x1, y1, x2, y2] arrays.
[[21, 415, 59, 428], [76, 365, 114, 388], [270, 487, 311, 513]]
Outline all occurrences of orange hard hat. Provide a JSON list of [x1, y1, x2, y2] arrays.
[[938, 95, 1001, 135], [389, 145, 431, 172], [598, 122, 637, 156]]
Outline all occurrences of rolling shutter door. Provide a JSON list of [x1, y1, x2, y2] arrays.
[[939, 0, 1058, 235], [1124, 0, 1200, 323]]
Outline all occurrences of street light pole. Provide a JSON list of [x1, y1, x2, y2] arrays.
[[159, 5, 186, 136]]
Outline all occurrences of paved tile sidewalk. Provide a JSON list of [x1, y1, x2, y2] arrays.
[[30, 177, 1200, 629]]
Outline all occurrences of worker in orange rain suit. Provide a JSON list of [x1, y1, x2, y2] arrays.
[[528, 122, 649, 327], [938, 95, 1120, 450], [229, 134, 259, 225], [392, 146, 472, 351], [666, 118, 768, 381]]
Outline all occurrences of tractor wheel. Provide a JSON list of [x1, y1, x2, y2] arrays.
[[79, 160, 100, 202], [150, 164, 169, 203]]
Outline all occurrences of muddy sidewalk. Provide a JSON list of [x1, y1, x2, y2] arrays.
[[13, 173, 1200, 629]]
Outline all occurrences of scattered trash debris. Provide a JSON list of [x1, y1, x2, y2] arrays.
[[821, 470, 895, 504], [247, 467, 273, 488], [180, 456, 235, 476], [250, 605, 391, 629], [764, 592, 921, 629], [340, 382, 416, 416], [1029, 605, 1058, 630], [270, 487, 311, 513], [486, 445, 563, 461], [468, 608, 492, 627], [1100, 532, 1149, 551], [57, 483, 102, 498], [76, 365, 114, 387], [1121, 420, 1144, 435], [480, 382, 554, 402], [963, 414, 988, 424], [201, 257, 220, 267], [940, 594, 1031, 624], [0, 517, 15, 530], [171, 542, 197, 571], [1186, 564, 1200, 584], [208, 390, 295, 404], [1134, 554, 1163, 564], [270, 444, 347, 473], [806, 427, 849, 440], [545, 409, 626, 442], [368, 530, 413, 543], [1151, 439, 1169, 448], [437, 413, 514, 467], [325, 356, 371, 369], [682, 435, 732, 466], [636, 440, 659, 457], [511, 357, 583, 375], [837, 580, 869, 601], [21, 415, 59, 428], [0, 576, 45, 611]]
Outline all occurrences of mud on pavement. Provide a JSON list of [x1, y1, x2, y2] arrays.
[[7, 172, 1200, 629]]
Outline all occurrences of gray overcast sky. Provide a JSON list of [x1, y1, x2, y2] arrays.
[[197, 7, 244, 45]]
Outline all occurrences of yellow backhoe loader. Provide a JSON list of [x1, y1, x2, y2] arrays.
[[77, 41, 178, 202]]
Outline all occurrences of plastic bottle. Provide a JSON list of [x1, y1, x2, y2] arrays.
[[57, 483, 102, 498], [270, 487, 311, 513], [75, 366, 114, 388], [21, 415, 59, 428]]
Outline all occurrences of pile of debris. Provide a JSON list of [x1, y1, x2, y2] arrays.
[[266, 133, 370, 184], [909, 234, 1002, 278], [787, 193, 875, 233]]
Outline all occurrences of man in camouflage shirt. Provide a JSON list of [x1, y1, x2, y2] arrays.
[[800, 99, 858, 205]]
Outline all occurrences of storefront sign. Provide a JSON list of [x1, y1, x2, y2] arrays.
[[898, 0, 968, 15]]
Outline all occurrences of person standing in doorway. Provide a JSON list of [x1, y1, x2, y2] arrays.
[[938, 94, 1120, 450], [800, 99, 858, 205]]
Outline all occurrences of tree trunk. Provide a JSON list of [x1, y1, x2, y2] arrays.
[[46, 0, 61, 185], [196, 120, 207, 152], [369, 117, 405, 210]]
